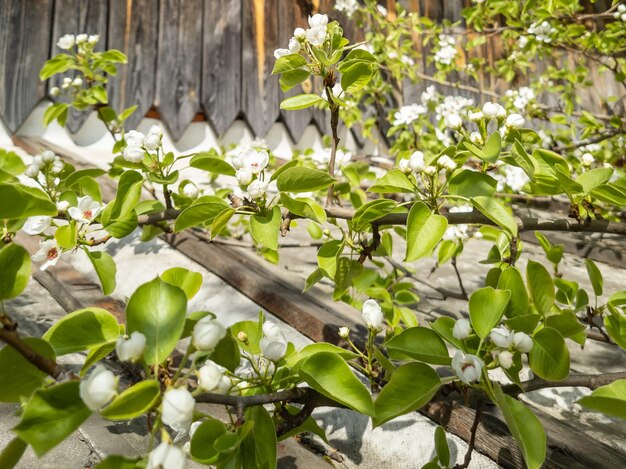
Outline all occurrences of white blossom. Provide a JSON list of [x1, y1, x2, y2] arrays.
[[513, 332, 533, 353], [420, 85, 439, 105], [88, 34, 99, 45], [293, 27, 306, 39], [505, 113, 525, 128], [434, 34, 457, 65], [470, 131, 483, 145], [41, 150, 56, 163], [444, 113, 462, 130], [469, 111, 483, 121], [125, 130, 146, 147], [51, 158, 64, 174], [482, 102, 505, 119], [123, 146, 145, 163], [490, 327, 513, 348], [581, 153, 594, 167], [392, 104, 427, 126], [398, 158, 411, 173], [437, 154, 457, 171], [247, 179, 268, 199], [260, 322, 288, 362], [362, 299, 384, 331], [240, 148, 269, 174], [56, 200, 70, 212], [68, 195, 103, 224], [25, 165, 40, 178], [75, 34, 88, 44], [72, 77, 83, 87], [498, 350, 514, 369], [144, 133, 161, 151], [22, 216, 52, 235], [338, 326, 350, 338], [409, 151, 426, 173], [452, 351, 483, 383], [182, 183, 199, 199], [50, 86, 61, 97], [147, 442, 186, 469], [32, 239, 61, 270], [197, 360, 231, 394], [235, 168, 253, 186], [452, 318, 471, 340], [79, 365, 117, 411], [528, 21, 556, 43], [518, 35, 529, 48], [423, 165, 437, 176], [116, 331, 146, 362], [192, 317, 227, 351], [57, 34, 75, 50], [162, 387, 195, 433]]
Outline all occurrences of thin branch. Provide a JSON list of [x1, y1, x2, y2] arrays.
[[451, 257, 468, 300], [502, 371, 626, 396], [551, 128, 623, 153], [195, 387, 342, 410], [453, 399, 483, 469]]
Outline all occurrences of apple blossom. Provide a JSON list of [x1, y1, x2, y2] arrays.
[[123, 145, 145, 163], [498, 350, 514, 370], [581, 153, 594, 167], [438, 155, 457, 171], [482, 102, 503, 119], [293, 27, 306, 39], [398, 158, 411, 173], [41, 150, 56, 163], [22, 216, 52, 235], [392, 104, 427, 126], [161, 387, 195, 432], [144, 132, 161, 151], [362, 299, 384, 331], [247, 179, 268, 199], [75, 34, 88, 44], [235, 168, 253, 186], [57, 34, 75, 50], [452, 318, 471, 340], [182, 183, 199, 199], [444, 113, 462, 130], [192, 317, 227, 351], [338, 326, 350, 339], [79, 364, 117, 411], [260, 321, 288, 362], [88, 34, 99, 45], [408, 151, 426, 172], [68, 195, 103, 224], [125, 130, 146, 147], [240, 148, 269, 174], [490, 327, 513, 348], [115, 331, 146, 362], [513, 332, 533, 353], [32, 239, 61, 270], [451, 351, 483, 383], [147, 442, 186, 469], [505, 113, 525, 129], [197, 360, 231, 394], [308, 13, 328, 29]]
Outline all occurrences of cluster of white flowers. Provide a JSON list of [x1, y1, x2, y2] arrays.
[[434, 34, 457, 65], [123, 126, 163, 163], [197, 359, 231, 394], [398, 150, 426, 174], [435, 95, 474, 122], [527, 21, 556, 43], [309, 147, 352, 168], [420, 85, 440, 106], [613, 4, 626, 22], [387, 50, 416, 67], [489, 327, 533, 369], [392, 104, 427, 126], [442, 205, 473, 241], [494, 165, 530, 192], [362, 299, 385, 331], [275, 13, 329, 56], [334, 0, 359, 17], [25, 150, 64, 179], [505, 87, 536, 112], [260, 322, 288, 361], [56, 33, 99, 51], [231, 146, 271, 199]]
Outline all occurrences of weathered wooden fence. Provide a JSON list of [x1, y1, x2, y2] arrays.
[[0, 0, 617, 142]]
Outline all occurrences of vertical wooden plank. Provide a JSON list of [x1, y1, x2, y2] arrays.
[[241, 0, 281, 138], [0, 0, 53, 133], [155, 0, 203, 141], [107, 0, 159, 132], [201, 0, 242, 137], [50, 0, 109, 133], [278, 0, 313, 143]]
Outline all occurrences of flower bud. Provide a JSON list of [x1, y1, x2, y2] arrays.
[[182, 183, 199, 199], [51, 160, 64, 174], [116, 331, 146, 362], [437, 154, 456, 171], [237, 331, 248, 342], [581, 153, 594, 167], [398, 158, 411, 173], [247, 179, 268, 199], [470, 131, 483, 145], [452, 318, 471, 340], [497, 350, 514, 369], [144, 132, 161, 150], [469, 111, 483, 121], [197, 360, 230, 394], [423, 165, 437, 176], [260, 321, 288, 361], [408, 150, 425, 172], [444, 113, 462, 130], [32, 155, 43, 167], [513, 332, 533, 353], [362, 299, 384, 331], [490, 327, 513, 348], [72, 77, 83, 87], [505, 113, 525, 129], [76, 34, 88, 44], [192, 317, 226, 351], [482, 102, 500, 119], [50, 86, 60, 97], [338, 326, 350, 339], [123, 145, 145, 163], [56, 200, 70, 212], [88, 34, 100, 45], [57, 34, 75, 50], [161, 387, 195, 432], [79, 364, 117, 411], [235, 168, 253, 186], [25, 165, 40, 178], [147, 442, 186, 469], [124, 130, 145, 147], [41, 150, 56, 163], [293, 27, 306, 38]]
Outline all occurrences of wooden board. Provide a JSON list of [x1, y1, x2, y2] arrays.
[[155, 0, 203, 141], [107, 0, 159, 132], [241, 0, 281, 137], [50, 0, 109, 133], [0, 0, 53, 133], [201, 0, 242, 136]]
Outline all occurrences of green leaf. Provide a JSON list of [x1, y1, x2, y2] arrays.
[[0, 338, 55, 402], [161, 267, 203, 300], [276, 167, 336, 193], [405, 202, 448, 262], [190, 417, 228, 464], [104, 170, 144, 222], [340, 62, 374, 93], [250, 206, 281, 250], [529, 327, 569, 381], [578, 380, 626, 420], [84, 249, 117, 295], [271, 54, 307, 75], [0, 149, 26, 179], [575, 167, 613, 195], [100, 381, 160, 420], [43, 103, 69, 126], [190, 154, 236, 176], [280, 194, 327, 224], [102, 49, 127, 63], [471, 196, 518, 235], [431, 316, 463, 349], [511, 140, 537, 178], [43, 307, 120, 355], [241, 406, 277, 469], [482, 132, 502, 163], [174, 196, 230, 232], [80, 341, 116, 377], [39, 54, 73, 80], [125, 277, 188, 365], [351, 199, 397, 232], [13, 381, 91, 457], [95, 455, 140, 469], [210, 333, 241, 372], [493, 384, 546, 469], [368, 170, 415, 193], [448, 170, 497, 198], [209, 207, 236, 239], [277, 407, 329, 443], [280, 94, 324, 110], [0, 437, 27, 468], [545, 312, 586, 345], [434, 426, 450, 467], [317, 239, 343, 277], [279, 69, 310, 92], [373, 362, 440, 427], [385, 327, 451, 365], [299, 352, 375, 416], [526, 260, 554, 317], [497, 267, 529, 318], [285, 343, 359, 370], [604, 312, 626, 350], [469, 287, 511, 339], [584, 258, 603, 297], [0, 243, 31, 300], [0, 183, 56, 219], [54, 223, 77, 249]]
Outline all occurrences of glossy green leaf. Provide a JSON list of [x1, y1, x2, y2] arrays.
[[340, 62, 374, 92], [584, 258, 603, 297], [0, 338, 55, 402], [351, 199, 397, 232], [526, 260, 554, 317], [43, 307, 119, 355], [13, 381, 91, 457], [190, 417, 228, 464], [385, 327, 451, 365], [368, 170, 415, 193], [0, 243, 31, 300], [95, 455, 140, 469], [0, 183, 56, 219], [276, 167, 336, 193], [280, 94, 324, 110], [575, 167, 613, 195], [578, 380, 626, 420], [299, 352, 375, 416], [101, 381, 160, 420], [405, 202, 448, 262], [250, 206, 281, 250], [161, 267, 203, 300], [529, 327, 569, 381], [241, 406, 277, 469], [469, 287, 510, 339], [448, 170, 497, 197], [434, 426, 450, 467], [0, 437, 27, 468], [373, 362, 440, 427], [84, 249, 117, 295], [190, 154, 236, 176], [471, 196, 518, 235], [285, 343, 359, 370], [497, 267, 529, 318], [174, 196, 230, 232], [280, 194, 327, 224], [125, 277, 188, 365], [271, 54, 307, 74]]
